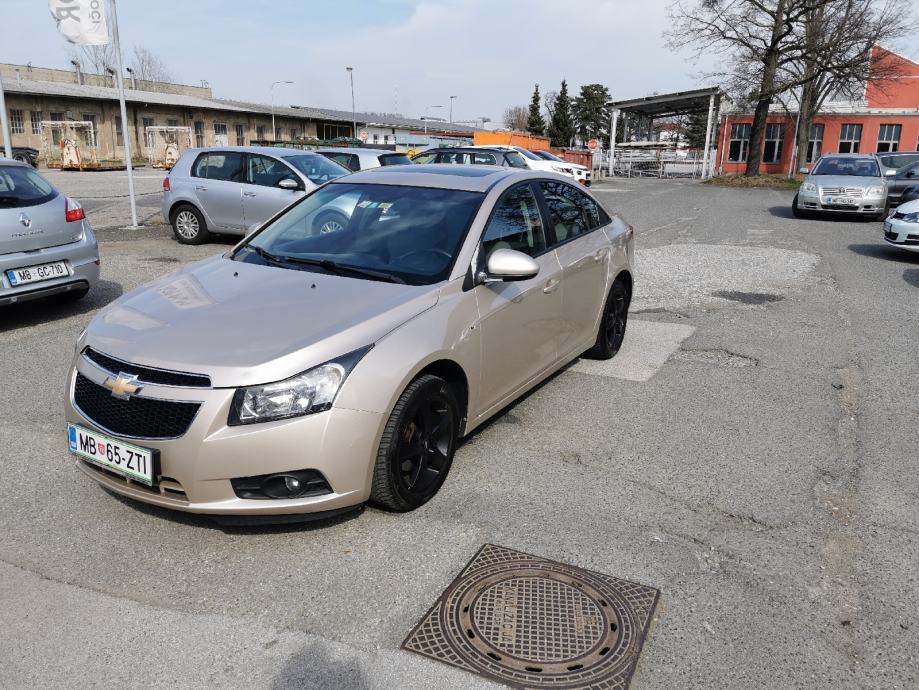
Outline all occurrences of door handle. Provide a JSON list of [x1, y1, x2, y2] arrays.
[[243, 191, 257, 197], [195, 185, 208, 191], [543, 278, 560, 294]]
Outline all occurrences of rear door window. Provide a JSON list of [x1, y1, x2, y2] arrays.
[[192, 152, 245, 182], [481, 183, 546, 259], [504, 152, 528, 168], [539, 181, 590, 244], [0, 166, 58, 208], [411, 151, 438, 164], [472, 152, 498, 165], [320, 152, 360, 172]]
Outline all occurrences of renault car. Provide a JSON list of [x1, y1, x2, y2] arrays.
[[66, 166, 633, 523]]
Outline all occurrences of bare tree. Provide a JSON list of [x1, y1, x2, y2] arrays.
[[543, 90, 558, 121], [503, 106, 529, 131], [131, 46, 173, 84], [668, 0, 825, 176], [70, 44, 116, 77]]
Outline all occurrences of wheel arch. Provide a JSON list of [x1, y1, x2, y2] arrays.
[[414, 359, 470, 436], [168, 200, 205, 224], [614, 269, 633, 298]]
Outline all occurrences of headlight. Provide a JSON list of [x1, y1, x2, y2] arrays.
[[228, 346, 371, 426], [551, 165, 569, 174], [900, 212, 919, 223], [865, 186, 883, 197], [801, 182, 817, 194]]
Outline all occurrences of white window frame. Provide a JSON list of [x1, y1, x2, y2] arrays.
[[807, 123, 824, 163], [877, 124, 901, 153], [9, 109, 24, 134], [728, 123, 751, 163], [763, 123, 784, 163], [838, 124, 862, 154]]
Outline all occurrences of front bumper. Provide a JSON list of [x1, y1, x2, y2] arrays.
[[797, 192, 885, 215], [0, 226, 99, 306], [883, 217, 919, 253], [64, 354, 385, 517]]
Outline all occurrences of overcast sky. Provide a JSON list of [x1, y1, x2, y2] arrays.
[[6, 0, 915, 123]]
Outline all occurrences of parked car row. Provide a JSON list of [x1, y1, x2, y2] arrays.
[[162, 144, 591, 244]]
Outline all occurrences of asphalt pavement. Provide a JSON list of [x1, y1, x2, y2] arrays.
[[1, 172, 916, 689]]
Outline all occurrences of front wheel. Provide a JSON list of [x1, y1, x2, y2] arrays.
[[585, 279, 630, 360], [370, 375, 459, 512], [792, 194, 807, 219]]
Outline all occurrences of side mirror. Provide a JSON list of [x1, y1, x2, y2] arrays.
[[885, 169, 897, 177], [799, 167, 810, 174], [478, 248, 539, 284], [278, 177, 300, 190]]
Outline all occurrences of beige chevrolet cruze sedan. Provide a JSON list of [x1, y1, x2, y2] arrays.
[[65, 166, 634, 524]]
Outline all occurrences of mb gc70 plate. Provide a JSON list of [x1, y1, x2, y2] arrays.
[[402, 544, 659, 689]]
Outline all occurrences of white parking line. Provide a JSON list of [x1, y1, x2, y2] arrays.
[[569, 319, 696, 382]]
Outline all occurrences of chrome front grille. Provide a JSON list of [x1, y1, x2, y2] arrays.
[[820, 187, 864, 198]]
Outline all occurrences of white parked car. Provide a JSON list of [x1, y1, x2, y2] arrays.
[[883, 198, 919, 253], [534, 150, 591, 186], [470, 145, 578, 181]]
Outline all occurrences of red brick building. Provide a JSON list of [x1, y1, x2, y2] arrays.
[[716, 47, 919, 174]]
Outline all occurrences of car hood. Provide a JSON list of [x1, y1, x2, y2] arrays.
[[83, 254, 438, 387], [896, 198, 919, 213], [808, 174, 884, 188]]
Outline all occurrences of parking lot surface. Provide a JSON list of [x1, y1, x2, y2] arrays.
[[2, 173, 917, 689]]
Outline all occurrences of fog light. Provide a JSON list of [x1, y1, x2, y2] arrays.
[[231, 469, 332, 500]]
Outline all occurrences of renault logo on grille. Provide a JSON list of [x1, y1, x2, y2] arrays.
[[103, 372, 143, 400]]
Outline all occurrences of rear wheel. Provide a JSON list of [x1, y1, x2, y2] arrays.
[[171, 204, 210, 244], [370, 375, 459, 512], [585, 278, 630, 360]]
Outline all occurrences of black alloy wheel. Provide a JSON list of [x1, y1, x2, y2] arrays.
[[371, 375, 459, 512], [586, 278, 630, 360]]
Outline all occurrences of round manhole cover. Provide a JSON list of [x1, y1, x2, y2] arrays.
[[403, 545, 659, 689]]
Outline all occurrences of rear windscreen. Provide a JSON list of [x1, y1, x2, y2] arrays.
[[378, 153, 412, 166], [0, 166, 58, 208]]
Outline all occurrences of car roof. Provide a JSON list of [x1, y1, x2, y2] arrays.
[[415, 147, 507, 154], [330, 164, 539, 192], [818, 153, 879, 159], [0, 158, 31, 168], [182, 146, 328, 157]]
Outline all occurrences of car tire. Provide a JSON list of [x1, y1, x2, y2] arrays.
[[792, 194, 807, 219], [585, 278, 630, 360], [875, 199, 890, 221], [370, 374, 459, 512], [312, 210, 348, 236], [171, 204, 210, 245]]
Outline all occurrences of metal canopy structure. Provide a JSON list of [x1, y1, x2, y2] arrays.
[[606, 87, 724, 179]]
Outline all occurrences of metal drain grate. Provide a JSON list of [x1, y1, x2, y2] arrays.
[[402, 544, 659, 689]]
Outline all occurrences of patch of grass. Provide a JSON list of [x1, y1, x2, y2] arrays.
[[706, 173, 803, 190]]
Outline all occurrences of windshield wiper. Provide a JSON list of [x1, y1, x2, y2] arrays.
[[278, 256, 406, 284], [238, 244, 288, 266]]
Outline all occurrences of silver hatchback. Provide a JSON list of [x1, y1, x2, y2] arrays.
[[161, 146, 349, 244], [1, 160, 99, 306]]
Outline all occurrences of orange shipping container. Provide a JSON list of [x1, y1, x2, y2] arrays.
[[474, 131, 552, 150]]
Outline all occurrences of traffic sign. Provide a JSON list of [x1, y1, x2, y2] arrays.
[[587, 139, 599, 152], [359, 130, 369, 142]]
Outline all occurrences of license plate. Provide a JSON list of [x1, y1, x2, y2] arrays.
[[823, 196, 855, 206], [68, 423, 157, 486], [6, 261, 69, 287]]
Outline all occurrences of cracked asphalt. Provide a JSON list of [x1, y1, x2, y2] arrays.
[[1, 174, 917, 688]]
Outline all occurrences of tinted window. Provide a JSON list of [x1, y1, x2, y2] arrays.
[[884, 153, 919, 170], [247, 154, 297, 187], [411, 151, 438, 164], [242, 183, 483, 285], [540, 181, 589, 242], [505, 152, 528, 168], [536, 150, 564, 162], [0, 166, 58, 208], [472, 152, 498, 165], [437, 151, 472, 164], [378, 153, 412, 166], [899, 162, 919, 178], [513, 147, 542, 161], [282, 154, 349, 185], [318, 151, 360, 172], [192, 152, 245, 182], [481, 184, 546, 259]]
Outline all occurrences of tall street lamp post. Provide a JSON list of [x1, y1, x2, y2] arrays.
[[449, 95, 457, 124], [270, 80, 294, 141], [346, 67, 356, 140], [424, 105, 443, 135]]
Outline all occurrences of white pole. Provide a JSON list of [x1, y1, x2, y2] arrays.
[[0, 77, 12, 159], [701, 94, 715, 180], [788, 93, 802, 178], [109, 0, 139, 228], [608, 108, 619, 176]]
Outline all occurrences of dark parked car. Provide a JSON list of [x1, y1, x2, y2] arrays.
[[878, 151, 919, 174], [10, 147, 38, 167], [885, 160, 919, 207], [411, 147, 531, 168]]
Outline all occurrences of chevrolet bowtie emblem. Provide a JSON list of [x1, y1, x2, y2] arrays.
[[103, 372, 143, 400], [19, 212, 31, 228]]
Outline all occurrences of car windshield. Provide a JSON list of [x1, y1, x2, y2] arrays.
[[536, 150, 564, 162], [281, 154, 349, 185], [379, 153, 412, 166], [513, 147, 543, 161], [236, 182, 483, 285], [813, 157, 880, 177], [0, 165, 58, 208]]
